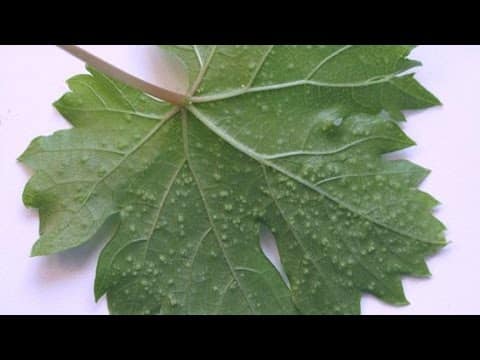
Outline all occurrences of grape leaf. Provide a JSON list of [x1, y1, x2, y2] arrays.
[[19, 45, 446, 314]]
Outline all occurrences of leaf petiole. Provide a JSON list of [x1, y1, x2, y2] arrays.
[[57, 45, 187, 105]]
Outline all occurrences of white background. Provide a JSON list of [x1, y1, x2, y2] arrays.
[[0, 45, 478, 315]]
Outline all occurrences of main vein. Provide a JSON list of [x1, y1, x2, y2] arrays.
[[187, 105, 443, 245], [261, 164, 342, 301], [181, 110, 257, 314], [80, 106, 179, 208], [190, 76, 396, 103]]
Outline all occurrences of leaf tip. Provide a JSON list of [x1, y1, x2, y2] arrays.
[[94, 282, 106, 302], [30, 243, 43, 257], [396, 298, 410, 306], [429, 94, 442, 107], [17, 152, 26, 163], [30, 238, 56, 257], [52, 97, 65, 112], [94, 292, 104, 303], [392, 285, 410, 307], [398, 134, 417, 149]]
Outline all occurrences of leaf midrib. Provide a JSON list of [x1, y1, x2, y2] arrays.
[[186, 45, 405, 104], [79, 107, 179, 209], [181, 109, 257, 314], [190, 75, 398, 103], [186, 104, 443, 246], [178, 47, 441, 245], [261, 164, 345, 303]]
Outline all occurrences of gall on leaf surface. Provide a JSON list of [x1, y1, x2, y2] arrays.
[[19, 45, 446, 314]]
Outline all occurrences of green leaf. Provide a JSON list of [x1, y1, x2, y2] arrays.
[[20, 45, 446, 314]]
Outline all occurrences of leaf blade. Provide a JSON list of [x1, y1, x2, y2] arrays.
[[21, 45, 445, 314]]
